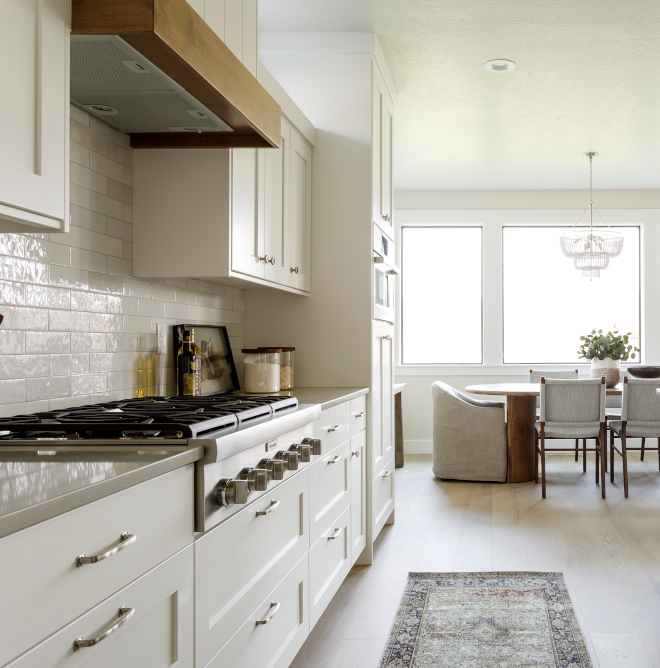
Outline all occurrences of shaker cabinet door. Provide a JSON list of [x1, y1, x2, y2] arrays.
[[231, 148, 265, 278], [289, 128, 312, 292], [372, 68, 394, 237], [0, 0, 69, 232], [263, 118, 291, 286], [350, 430, 367, 563]]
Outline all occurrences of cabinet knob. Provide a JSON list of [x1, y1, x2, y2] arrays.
[[291, 266, 299, 274], [258, 255, 268, 263], [352, 450, 360, 458], [382, 214, 391, 222], [268, 256, 276, 265], [382, 334, 392, 341]]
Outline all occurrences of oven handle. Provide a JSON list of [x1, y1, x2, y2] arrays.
[[374, 256, 400, 275]]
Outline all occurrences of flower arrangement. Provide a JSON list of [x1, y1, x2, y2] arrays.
[[578, 329, 639, 362]]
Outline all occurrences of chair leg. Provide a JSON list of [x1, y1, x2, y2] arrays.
[[595, 438, 599, 485], [575, 438, 579, 461], [641, 437, 645, 461], [535, 432, 539, 484], [610, 429, 615, 483], [622, 432, 629, 498], [600, 428, 607, 499], [583, 438, 587, 473], [541, 435, 546, 499]]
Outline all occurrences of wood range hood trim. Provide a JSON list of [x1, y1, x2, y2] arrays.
[[71, 0, 281, 149]]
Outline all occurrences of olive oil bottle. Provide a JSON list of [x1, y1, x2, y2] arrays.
[[177, 330, 198, 396]]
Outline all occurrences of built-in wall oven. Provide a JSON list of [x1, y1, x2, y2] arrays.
[[373, 225, 400, 323]]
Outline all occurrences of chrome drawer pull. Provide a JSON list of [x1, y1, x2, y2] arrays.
[[327, 527, 341, 540], [327, 454, 342, 464], [382, 470, 392, 478], [354, 411, 366, 418], [352, 450, 360, 458], [73, 606, 134, 650], [76, 532, 136, 567], [327, 424, 343, 432], [256, 499, 280, 516], [256, 601, 280, 626]]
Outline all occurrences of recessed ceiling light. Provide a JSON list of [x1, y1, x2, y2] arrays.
[[484, 59, 516, 73]]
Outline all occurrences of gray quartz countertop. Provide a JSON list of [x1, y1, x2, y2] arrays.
[[272, 387, 369, 411], [0, 446, 203, 540]]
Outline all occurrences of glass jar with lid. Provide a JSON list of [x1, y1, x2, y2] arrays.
[[259, 347, 295, 390], [242, 348, 282, 393]]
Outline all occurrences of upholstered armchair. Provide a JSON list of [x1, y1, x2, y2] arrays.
[[432, 381, 507, 482]]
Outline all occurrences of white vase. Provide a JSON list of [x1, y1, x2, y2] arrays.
[[590, 357, 621, 388]]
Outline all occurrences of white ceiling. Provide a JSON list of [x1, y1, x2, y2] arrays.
[[259, 0, 660, 190]]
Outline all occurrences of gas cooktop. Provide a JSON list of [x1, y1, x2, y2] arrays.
[[0, 395, 298, 441]]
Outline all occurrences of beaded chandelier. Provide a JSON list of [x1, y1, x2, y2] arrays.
[[559, 153, 624, 278]]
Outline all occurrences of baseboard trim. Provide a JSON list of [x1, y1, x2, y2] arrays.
[[404, 439, 432, 454]]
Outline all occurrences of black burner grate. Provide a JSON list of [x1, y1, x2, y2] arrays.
[[0, 395, 298, 441]]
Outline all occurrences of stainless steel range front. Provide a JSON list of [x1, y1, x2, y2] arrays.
[[0, 394, 322, 533]]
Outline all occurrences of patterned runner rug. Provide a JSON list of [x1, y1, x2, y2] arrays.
[[379, 572, 592, 667]]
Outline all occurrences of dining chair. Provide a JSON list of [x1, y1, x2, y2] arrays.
[[609, 377, 660, 498], [536, 377, 607, 499], [530, 369, 580, 464]]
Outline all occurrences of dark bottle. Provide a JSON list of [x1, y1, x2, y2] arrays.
[[177, 331, 198, 396]]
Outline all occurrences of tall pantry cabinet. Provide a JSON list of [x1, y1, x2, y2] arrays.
[[246, 36, 397, 565], [0, 0, 70, 233]]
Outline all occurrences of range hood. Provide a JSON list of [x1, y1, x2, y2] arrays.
[[71, 0, 281, 148]]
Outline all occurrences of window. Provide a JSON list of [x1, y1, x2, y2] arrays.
[[502, 226, 641, 364], [401, 227, 482, 364]]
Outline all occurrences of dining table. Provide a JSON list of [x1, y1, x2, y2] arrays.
[[465, 382, 622, 483]]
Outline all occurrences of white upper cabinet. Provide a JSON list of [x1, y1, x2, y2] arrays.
[[263, 118, 291, 285], [231, 148, 265, 278], [0, 0, 69, 233], [289, 128, 313, 292], [187, 0, 258, 76], [372, 66, 395, 237], [133, 120, 313, 294]]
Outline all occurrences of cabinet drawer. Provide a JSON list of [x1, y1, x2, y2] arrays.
[[313, 401, 351, 452], [373, 457, 395, 539], [7, 544, 194, 668], [350, 431, 367, 563], [206, 554, 309, 668], [0, 465, 193, 667], [309, 506, 352, 629], [309, 439, 351, 544], [350, 395, 367, 437], [194, 469, 309, 668]]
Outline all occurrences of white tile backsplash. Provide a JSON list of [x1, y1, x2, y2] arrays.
[[0, 105, 245, 413]]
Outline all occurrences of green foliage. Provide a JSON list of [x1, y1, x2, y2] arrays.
[[578, 328, 640, 362]]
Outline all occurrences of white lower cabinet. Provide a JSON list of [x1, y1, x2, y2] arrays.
[[7, 544, 194, 668], [309, 506, 352, 629], [373, 457, 395, 539], [350, 430, 367, 562], [0, 465, 194, 668], [205, 554, 309, 668], [308, 439, 351, 544], [194, 469, 309, 668]]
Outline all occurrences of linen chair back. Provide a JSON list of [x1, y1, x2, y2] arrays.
[[529, 370, 578, 409], [621, 377, 660, 423], [540, 377, 606, 426]]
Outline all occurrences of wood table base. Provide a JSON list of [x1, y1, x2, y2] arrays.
[[506, 395, 537, 483]]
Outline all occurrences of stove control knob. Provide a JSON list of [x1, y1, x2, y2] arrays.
[[257, 458, 284, 481], [240, 467, 268, 492], [288, 443, 311, 463], [275, 450, 298, 471], [216, 478, 249, 506], [301, 437, 322, 456]]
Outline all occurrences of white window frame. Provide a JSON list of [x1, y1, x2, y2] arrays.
[[394, 209, 657, 376]]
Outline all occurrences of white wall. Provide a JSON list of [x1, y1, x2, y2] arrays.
[[395, 189, 660, 452]]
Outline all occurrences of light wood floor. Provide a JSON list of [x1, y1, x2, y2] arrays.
[[292, 453, 660, 668]]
